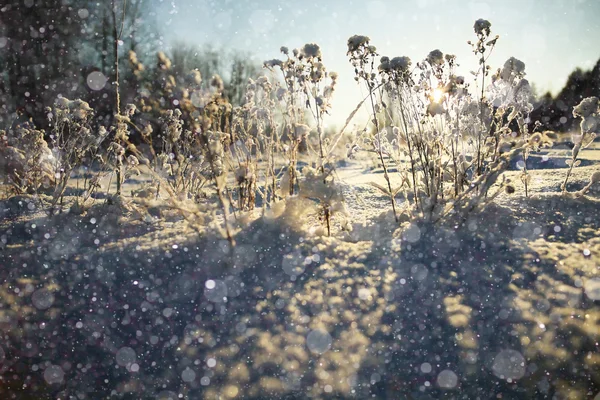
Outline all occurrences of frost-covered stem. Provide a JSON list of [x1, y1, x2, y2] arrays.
[[368, 82, 398, 222], [562, 131, 586, 193], [397, 90, 420, 211], [49, 166, 72, 214], [111, 0, 122, 116], [203, 132, 235, 249], [264, 124, 275, 211], [476, 55, 486, 176], [452, 112, 460, 196], [111, 0, 125, 195], [281, 68, 300, 196], [562, 163, 575, 194], [289, 147, 297, 196], [324, 206, 331, 237], [316, 108, 325, 174], [523, 145, 530, 198], [413, 113, 431, 197]]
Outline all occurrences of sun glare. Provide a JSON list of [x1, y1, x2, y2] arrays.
[[432, 88, 444, 103]]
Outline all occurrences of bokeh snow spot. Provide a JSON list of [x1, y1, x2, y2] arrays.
[[43, 364, 64, 384], [402, 223, 421, 243], [32, 288, 54, 310], [204, 279, 228, 303], [282, 252, 306, 277], [411, 263, 428, 281], [181, 367, 196, 383], [583, 278, 600, 301], [437, 369, 458, 389], [116, 346, 136, 367], [306, 329, 332, 354], [420, 362, 432, 373], [86, 71, 108, 91], [492, 349, 526, 380]]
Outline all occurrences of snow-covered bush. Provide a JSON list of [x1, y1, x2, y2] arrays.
[[347, 19, 549, 222], [264, 44, 339, 194], [264, 43, 344, 234], [0, 124, 54, 194], [47, 97, 107, 210], [0, 17, 594, 239], [347, 35, 400, 222]]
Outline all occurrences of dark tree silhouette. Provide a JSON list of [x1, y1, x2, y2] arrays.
[[531, 58, 600, 132]]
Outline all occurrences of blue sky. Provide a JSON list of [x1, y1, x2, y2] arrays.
[[154, 0, 600, 126]]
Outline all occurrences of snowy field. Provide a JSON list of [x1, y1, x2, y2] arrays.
[[1, 4, 599, 398], [0, 139, 599, 400]]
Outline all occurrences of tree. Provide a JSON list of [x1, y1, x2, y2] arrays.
[[169, 42, 259, 106], [0, 0, 84, 128], [530, 58, 600, 132]]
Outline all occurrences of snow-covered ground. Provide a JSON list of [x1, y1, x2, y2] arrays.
[[0, 140, 599, 399]]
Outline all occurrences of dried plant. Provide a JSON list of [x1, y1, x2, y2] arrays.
[[47, 98, 106, 211], [345, 19, 544, 222], [264, 44, 343, 234], [0, 124, 54, 195], [562, 96, 599, 193], [347, 35, 399, 222]]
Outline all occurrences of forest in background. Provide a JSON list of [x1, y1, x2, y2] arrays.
[[0, 0, 258, 132], [1, 1, 599, 136]]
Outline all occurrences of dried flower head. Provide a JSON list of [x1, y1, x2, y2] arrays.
[[499, 57, 526, 81], [347, 35, 370, 53], [390, 56, 411, 73], [573, 97, 599, 119], [264, 59, 284, 69], [301, 43, 321, 59], [474, 18, 491, 36], [378, 56, 391, 72], [426, 49, 444, 66]]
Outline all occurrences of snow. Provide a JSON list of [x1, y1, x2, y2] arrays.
[[0, 142, 599, 398]]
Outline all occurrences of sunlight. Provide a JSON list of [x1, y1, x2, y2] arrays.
[[1, 2, 598, 398], [432, 87, 444, 103]]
